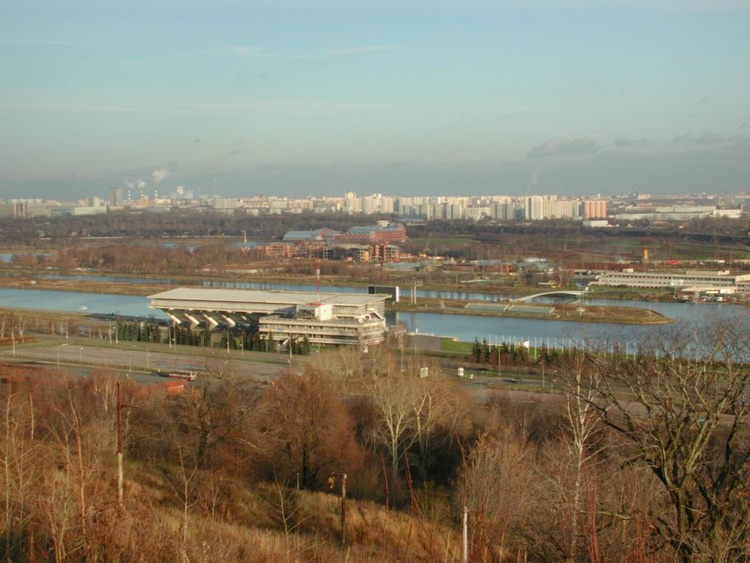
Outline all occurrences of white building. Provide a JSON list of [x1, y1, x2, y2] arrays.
[[589, 270, 750, 290]]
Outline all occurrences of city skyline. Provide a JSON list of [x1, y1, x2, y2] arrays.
[[2, 0, 749, 200]]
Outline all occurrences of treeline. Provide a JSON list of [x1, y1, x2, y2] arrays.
[[0, 211, 396, 244], [113, 318, 312, 354], [470, 338, 564, 367]]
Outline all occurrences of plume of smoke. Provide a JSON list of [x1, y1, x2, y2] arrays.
[[137, 179, 146, 190], [152, 167, 169, 184]]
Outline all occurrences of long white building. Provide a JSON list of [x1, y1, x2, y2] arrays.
[[589, 270, 750, 290], [148, 288, 389, 347]]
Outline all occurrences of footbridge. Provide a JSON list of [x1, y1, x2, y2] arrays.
[[512, 290, 586, 303]]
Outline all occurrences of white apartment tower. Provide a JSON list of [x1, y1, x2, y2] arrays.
[[525, 196, 544, 220], [110, 187, 123, 207], [344, 191, 360, 214]]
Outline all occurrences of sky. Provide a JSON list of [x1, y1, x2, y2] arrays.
[[1, 0, 748, 200]]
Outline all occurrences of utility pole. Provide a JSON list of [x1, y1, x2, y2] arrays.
[[117, 382, 124, 506], [330, 472, 348, 545], [288, 335, 293, 374], [340, 473, 347, 546], [116, 382, 138, 506], [462, 505, 468, 563]]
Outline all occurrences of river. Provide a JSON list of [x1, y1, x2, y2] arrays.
[[0, 286, 745, 347]]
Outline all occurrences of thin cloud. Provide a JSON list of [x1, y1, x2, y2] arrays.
[[1, 39, 79, 46], [727, 138, 750, 152], [0, 102, 172, 114], [223, 45, 318, 60], [671, 132, 695, 143], [226, 44, 262, 57], [671, 131, 727, 145], [696, 131, 724, 144], [527, 138, 601, 159], [615, 137, 658, 148], [121, 49, 217, 66], [0, 100, 527, 117], [696, 96, 712, 104], [322, 44, 400, 56]]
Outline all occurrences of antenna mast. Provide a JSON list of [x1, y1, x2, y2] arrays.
[[316, 257, 321, 303]]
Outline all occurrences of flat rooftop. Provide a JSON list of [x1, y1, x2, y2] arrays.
[[148, 287, 388, 307]]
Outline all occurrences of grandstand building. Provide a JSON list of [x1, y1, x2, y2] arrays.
[[148, 288, 389, 347]]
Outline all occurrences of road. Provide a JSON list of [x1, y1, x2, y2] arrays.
[[1, 337, 294, 385]]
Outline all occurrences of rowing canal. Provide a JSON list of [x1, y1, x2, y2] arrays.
[[0, 286, 746, 347]]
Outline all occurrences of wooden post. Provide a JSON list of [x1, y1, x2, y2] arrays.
[[341, 473, 347, 546]]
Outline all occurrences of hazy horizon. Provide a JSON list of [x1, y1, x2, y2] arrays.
[[2, 1, 748, 200]]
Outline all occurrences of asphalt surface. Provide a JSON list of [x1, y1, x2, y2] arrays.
[[1, 337, 293, 385]]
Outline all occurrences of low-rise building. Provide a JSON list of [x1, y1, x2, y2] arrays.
[[589, 270, 750, 290]]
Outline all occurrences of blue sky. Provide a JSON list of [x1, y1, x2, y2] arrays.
[[1, 1, 748, 200]]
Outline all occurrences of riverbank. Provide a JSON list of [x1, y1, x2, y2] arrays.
[[391, 298, 671, 325]]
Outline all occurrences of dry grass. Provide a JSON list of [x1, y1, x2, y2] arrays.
[[49, 462, 465, 562]]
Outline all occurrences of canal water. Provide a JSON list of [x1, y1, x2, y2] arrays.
[[0, 287, 745, 346]]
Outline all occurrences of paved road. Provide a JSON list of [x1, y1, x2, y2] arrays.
[[1, 338, 294, 384]]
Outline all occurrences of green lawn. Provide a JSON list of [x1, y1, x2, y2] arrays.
[[440, 339, 473, 354]]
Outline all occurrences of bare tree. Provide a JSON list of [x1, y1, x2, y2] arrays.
[[257, 369, 363, 490], [167, 359, 253, 470], [409, 367, 472, 480], [0, 378, 45, 561], [455, 425, 533, 561], [556, 347, 606, 561], [366, 371, 420, 505], [587, 318, 750, 561]]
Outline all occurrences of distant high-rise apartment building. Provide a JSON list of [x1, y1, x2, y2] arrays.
[[344, 191, 360, 214], [583, 199, 608, 219], [361, 193, 383, 214], [525, 196, 544, 220], [543, 200, 580, 220], [110, 187, 123, 207]]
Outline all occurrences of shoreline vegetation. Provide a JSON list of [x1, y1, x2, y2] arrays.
[[0, 271, 673, 325], [391, 299, 671, 324]]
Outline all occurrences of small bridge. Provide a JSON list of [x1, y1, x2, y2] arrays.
[[512, 290, 586, 303]]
